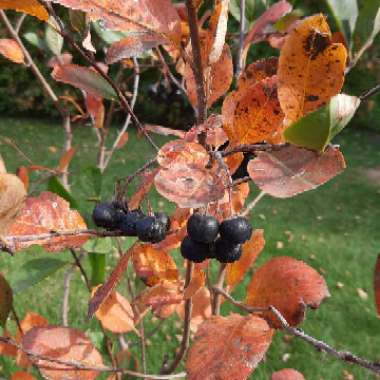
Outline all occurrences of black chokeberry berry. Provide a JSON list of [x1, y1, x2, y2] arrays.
[[92, 202, 122, 229], [219, 216, 252, 244], [187, 214, 219, 243], [214, 238, 242, 263], [119, 209, 145, 236], [136, 216, 167, 243], [154, 212, 170, 232], [180, 236, 210, 263]]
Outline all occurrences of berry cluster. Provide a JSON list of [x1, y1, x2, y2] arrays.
[[92, 202, 170, 243], [181, 214, 252, 263]]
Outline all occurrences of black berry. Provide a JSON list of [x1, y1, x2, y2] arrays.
[[92, 202, 121, 229], [154, 212, 171, 232], [214, 238, 242, 263], [180, 236, 210, 263], [136, 216, 167, 243], [119, 209, 144, 236], [219, 217, 252, 244], [187, 214, 219, 243]]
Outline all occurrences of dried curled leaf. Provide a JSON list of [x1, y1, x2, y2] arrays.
[[22, 326, 103, 380], [92, 287, 135, 334], [278, 14, 347, 124], [7, 191, 88, 252], [226, 229, 265, 290], [157, 140, 209, 169], [271, 368, 305, 380], [0, 39, 24, 64], [155, 163, 225, 208], [246, 256, 329, 328], [186, 314, 273, 380], [132, 243, 178, 286], [247, 145, 346, 198], [0, 0, 48, 21]]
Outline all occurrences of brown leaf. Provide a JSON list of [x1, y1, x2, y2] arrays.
[[22, 326, 103, 380], [157, 140, 208, 169], [247, 145, 346, 198], [155, 163, 225, 208], [85, 93, 104, 129], [0, 0, 48, 21], [153, 225, 187, 251], [11, 372, 36, 380], [51, 0, 181, 44], [246, 256, 329, 328], [47, 53, 73, 68], [16, 166, 29, 191], [132, 243, 178, 286], [133, 281, 183, 319], [7, 191, 88, 252], [88, 246, 133, 318], [278, 14, 347, 124], [223, 76, 284, 146], [57, 148, 75, 172], [226, 229, 265, 290], [373, 254, 380, 317], [106, 34, 165, 64], [0, 39, 24, 64], [186, 314, 273, 380], [271, 368, 305, 380], [115, 132, 129, 149], [0, 173, 26, 235], [0, 330, 17, 357], [128, 168, 159, 210], [92, 287, 135, 334], [224, 151, 244, 175], [184, 265, 205, 300]]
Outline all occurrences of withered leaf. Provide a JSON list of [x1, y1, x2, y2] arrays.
[[0, 39, 24, 64]]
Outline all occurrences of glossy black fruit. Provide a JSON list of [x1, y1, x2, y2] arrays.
[[154, 212, 170, 232], [92, 202, 122, 229], [180, 236, 210, 263], [136, 216, 167, 243], [187, 214, 219, 243], [214, 238, 242, 263], [119, 209, 145, 236], [219, 216, 252, 244]]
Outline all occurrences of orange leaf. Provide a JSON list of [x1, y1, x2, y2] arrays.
[[0, 173, 27, 235], [155, 162, 225, 208], [226, 229, 265, 290], [0, 39, 24, 64], [278, 14, 347, 124], [85, 94, 104, 129], [186, 314, 273, 380], [223, 76, 284, 146], [153, 225, 187, 251], [246, 256, 329, 328], [0, 330, 17, 357], [11, 371, 36, 380], [0, 0, 48, 21], [132, 243, 178, 286], [247, 145, 346, 198], [133, 281, 183, 319], [7, 192, 89, 252], [184, 265, 205, 300], [157, 140, 209, 169], [88, 246, 133, 318], [22, 326, 103, 380], [128, 168, 159, 210], [271, 368, 305, 380], [373, 254, 380, 317], [92, 287, 135, 334], [16, 166, 29, 191], [57, 148, 75, 172], [224, 151, 244, 175], [115, 132, 129, 149]]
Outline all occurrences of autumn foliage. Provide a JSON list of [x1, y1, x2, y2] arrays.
[[0, 0, 379, 379]]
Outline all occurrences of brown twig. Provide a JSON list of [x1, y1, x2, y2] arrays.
[[61, 266, 74, 326], [240, 191, 266, 217], [236, 0, 246, 78], [360, 83, 380, 101], [221, 143, 279, 157], [70, 249, 90, 291], [161, 260, 194, 374], [212, 263, 227, 315]]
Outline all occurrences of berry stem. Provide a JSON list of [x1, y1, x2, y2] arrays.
[[212, 263, 227, 315]]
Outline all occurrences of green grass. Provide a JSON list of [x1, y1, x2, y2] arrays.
[[0, 117, 380, 379]]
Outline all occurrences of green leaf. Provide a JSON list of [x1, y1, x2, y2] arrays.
[[327, 0, 358, 45], [10, 258, 69, 293], [45, 17, 63, 56], [83, 237, 113, 254], [229, 0, 256, 28], [69, 9, 87, 35], [92, 21, 128, 44], [0, 273, 12, 327], [284, 94, 361, 152], [352, 0, 380, 54], [79, 166, 103, 198], [23, 32, 46, 50], [48, 176, 79, 209], [88, 252, 106, 286]]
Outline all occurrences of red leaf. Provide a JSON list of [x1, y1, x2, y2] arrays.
[[85, 93, 104, 129], [373, 254, 380, 317], [115, 132, 129, 149], [57, 148, 75, 172], [22, 326, 103, 380], [0, 38, 24, 64], [6, 192, 88, 252], [16, 166, 29, 191], [128, 168, 159, 210], [11, 372, 36, 380], [247, 145, 346, 198], [186, 314, 273, 380], [271, 368, 305, 380], [246, 256, 329, 328]]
